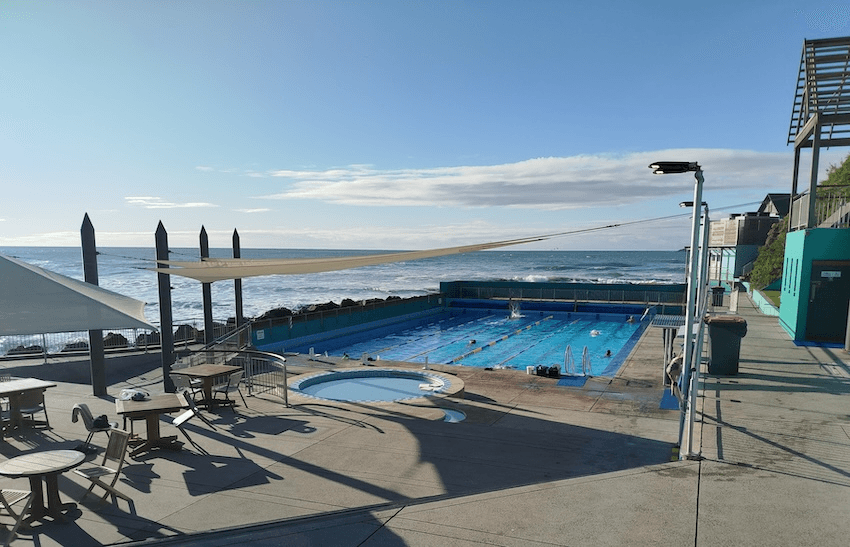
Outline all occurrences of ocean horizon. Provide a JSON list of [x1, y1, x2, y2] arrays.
[[1, 247, 688, 327]]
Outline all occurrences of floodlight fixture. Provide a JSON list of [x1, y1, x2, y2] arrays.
[[649, 161, 700, 174]]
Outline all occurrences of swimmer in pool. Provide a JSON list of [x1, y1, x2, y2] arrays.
[[605, 349, 612, 357]]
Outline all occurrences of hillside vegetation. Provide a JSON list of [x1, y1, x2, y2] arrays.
[[747, 153, 850, 289]]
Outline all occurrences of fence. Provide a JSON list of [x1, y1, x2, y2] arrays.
[[174, 347, 289, 406], [441, 281, 687, 306], [0, 318, 239, 362], [790, 187, 850, 230]]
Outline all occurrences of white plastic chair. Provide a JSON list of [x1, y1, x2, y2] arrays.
[[212, 370, 246, 410]]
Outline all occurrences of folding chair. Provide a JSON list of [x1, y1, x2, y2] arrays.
[[172, 391, 216, 453], [74, 429, 134, 511], [0, 488, 32, 546]]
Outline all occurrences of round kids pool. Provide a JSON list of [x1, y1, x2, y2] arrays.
[[289, 368, 461, 403]]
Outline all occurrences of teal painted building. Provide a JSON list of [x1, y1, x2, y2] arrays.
[[779, 228, 850, 344]]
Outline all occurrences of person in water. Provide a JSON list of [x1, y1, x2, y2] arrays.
[[605, 349, 612, 357]]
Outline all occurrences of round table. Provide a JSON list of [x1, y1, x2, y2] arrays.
[[0, 449, 85, 521]]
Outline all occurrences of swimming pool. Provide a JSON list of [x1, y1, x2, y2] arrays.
[[290, 368, 460, 403], [293, 303, 651, 377]]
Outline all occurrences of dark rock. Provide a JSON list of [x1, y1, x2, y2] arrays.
[[7, 345, 44, 356], [174, 324, 200, 342], [61, 340, 89, 352], [136, 331, 161, 346], [103, 332, 129, 348]]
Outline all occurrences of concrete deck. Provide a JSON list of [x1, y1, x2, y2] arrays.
[[0, 292, 848, 546]]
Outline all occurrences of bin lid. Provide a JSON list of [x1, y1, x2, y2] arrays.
[[704, 314, 747, 335]]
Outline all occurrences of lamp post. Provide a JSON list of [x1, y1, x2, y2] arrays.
[[649, 162, 705, 459]]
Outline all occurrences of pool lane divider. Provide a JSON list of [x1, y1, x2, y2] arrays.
[[450, 315, 554, 364]]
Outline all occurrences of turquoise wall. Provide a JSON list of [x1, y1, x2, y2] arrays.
[[779, 228, 850, 341]]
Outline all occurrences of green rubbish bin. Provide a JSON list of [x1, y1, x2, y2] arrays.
[[705, 315, 747, 375]]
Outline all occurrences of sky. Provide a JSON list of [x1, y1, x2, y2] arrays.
[[2, 0, 850, 252]]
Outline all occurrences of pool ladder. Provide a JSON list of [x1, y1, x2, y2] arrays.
[[563, 345, 591, 376]]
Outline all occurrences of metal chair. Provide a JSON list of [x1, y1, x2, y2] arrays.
[[74, 429, 134, 511], [17, 389, 49, 428], [212, 370, 246, 410], [0, 488, 32, 546], [71, 403, 118, 453], [169, 373, 202, 401]]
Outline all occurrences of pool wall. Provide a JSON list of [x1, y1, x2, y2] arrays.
[[441, 281, 687, 313]]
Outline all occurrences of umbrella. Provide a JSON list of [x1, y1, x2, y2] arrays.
[[0, 254, 155, 336]]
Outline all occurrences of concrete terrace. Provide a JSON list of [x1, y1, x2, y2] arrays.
[[0, 292, 848, 546]]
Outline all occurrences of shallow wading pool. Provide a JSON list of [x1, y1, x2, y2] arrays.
[[289, 368, 462, 403]]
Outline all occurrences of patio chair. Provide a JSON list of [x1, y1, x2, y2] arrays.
[[74, 429, 134, 511], [172, 391, 216, 454], [71, 403, 118, 453], [169, 373, 202, 401], [212, 370, 246, 410], [17, 389, 49, 428], [0, 488, 32, 547]]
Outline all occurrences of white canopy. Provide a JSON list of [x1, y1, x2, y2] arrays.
[[153, 234, 556, 283], [0, 254, 155, 336]]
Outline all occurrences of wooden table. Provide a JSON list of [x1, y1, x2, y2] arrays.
[[177, 364, 241, 409], [0, 449, 85, 522], [115, 393, 188, 457], [0, 378, 57, 432]]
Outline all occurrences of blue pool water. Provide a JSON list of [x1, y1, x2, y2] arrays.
[[292, 369, 450, 402], [304, 304, 651, 377]]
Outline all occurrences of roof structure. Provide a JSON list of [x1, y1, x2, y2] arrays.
[[788, 36, 850, 149]]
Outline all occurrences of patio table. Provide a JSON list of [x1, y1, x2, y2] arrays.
[[176, 364, 242, 410], [0, 449, 85, 522], [115, 393, 188, 457], [0, 378, 57, 433]]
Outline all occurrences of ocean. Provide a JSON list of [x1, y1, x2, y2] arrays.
[[1, 247, 687, 327]]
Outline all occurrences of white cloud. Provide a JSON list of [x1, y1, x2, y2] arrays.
[[259, 149, 811, 210], [125, 197, 219, 209], [195, 166, 215, 172], [236, 208, 271, 213]]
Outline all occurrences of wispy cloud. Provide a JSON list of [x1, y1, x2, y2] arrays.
[[259, 149, 817, 210], [236, 208, 271, 213], [125, 196, 219, 209], [195, 166, 215, 172]]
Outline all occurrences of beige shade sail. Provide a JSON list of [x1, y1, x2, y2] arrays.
[[154, 234, 557, 283], [0, 254, 156, 336]]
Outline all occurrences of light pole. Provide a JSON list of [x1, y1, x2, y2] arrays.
[[649, 162, 705, 459]]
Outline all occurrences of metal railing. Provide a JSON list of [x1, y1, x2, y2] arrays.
[[0, 319, 241, 362], [790, 187, 850, 230], [448, 285, 686, 305], [174, 347, 289, 406]]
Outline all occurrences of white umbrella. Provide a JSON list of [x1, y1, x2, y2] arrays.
[[0, 254, 155, 336]]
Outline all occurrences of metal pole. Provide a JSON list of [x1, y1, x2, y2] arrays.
[[686, 205, 710, 458], [679, 170, 704, 456]]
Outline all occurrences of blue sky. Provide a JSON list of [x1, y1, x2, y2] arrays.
[[2, 0, 849, 251]]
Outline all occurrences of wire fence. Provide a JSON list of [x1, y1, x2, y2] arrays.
[[0, 319, 238, 361]]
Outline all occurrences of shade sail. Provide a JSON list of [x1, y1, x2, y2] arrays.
[[0, 254, 156, 336], [153, 234, 554, 283]]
